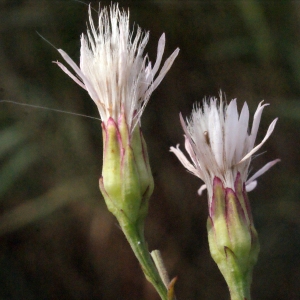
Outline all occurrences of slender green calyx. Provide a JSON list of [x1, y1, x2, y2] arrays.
[[99, 114, 154, 228], [207, 174, 260, 300]]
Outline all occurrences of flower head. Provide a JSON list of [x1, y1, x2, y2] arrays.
[[54, 4, 179, 132], [170, 94, 279, 199], [171, 94, 280, 299], [53, 3, 178, 225]]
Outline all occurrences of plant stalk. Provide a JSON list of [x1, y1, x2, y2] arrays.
[[122, 221, 168, 300]]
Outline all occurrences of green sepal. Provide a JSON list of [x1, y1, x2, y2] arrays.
[[100, 118, 122, 216], [209, 177, 230, 258], [132, 126, 153, 195], [121, 141, 143, 223], [225, 188, 251, 263]]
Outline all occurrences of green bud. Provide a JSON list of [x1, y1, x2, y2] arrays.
[[207, 174, 260, 300], [99, 115, 154, 228]]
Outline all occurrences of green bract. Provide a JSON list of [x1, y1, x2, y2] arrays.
[[207, 175, 260, 300], [99, 114, 154, 227]]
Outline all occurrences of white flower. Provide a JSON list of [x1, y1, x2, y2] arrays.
[[170, 94, 280, 199], [54, 4, 179, 132]]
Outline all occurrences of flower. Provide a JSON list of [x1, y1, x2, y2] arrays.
[[54, 2, 179, 224], [54, 4, 179, 132], [170, 94, 279, 199], [52, 1, 180, 233], [53, 5, 178, 297], [170, 94, 280, 300]]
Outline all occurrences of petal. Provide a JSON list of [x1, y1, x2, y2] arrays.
[[53, 61, 87, 90], [184, 135, 196, 163], [58, 49, 86, 80], [249, 101, 269, 149], [148, 47, 180, 93], [134, 30, 149, 61], [58, 48, 99, 103], [179, 113, 190, 139], [151, 33, 165, 77], [87, 5, 97, 52], [225, 99, 239, 164], [208, 102, 223, 168], [245, 181, 257, 192], [246, 158, 280, 185], [198, 184, 207, 196], [239, 118, 278, 163], [235, 101, 250, 160], [170, 145, 200, 177]]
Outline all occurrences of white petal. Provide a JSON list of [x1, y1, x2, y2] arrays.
[[235, 101, 250, 160], [239, 118, 278, 163], [58, 49, 86, 80], [249, 101, 269, 149], [198, 184, 207, 196], [246, 181, 257, 192], [87, 6, 97, 51], [179, 113, 190, 138], [58, 48, 99, 103], [170, 145, 200, 177], [208, 102, 223, 168], [148, 47, 180, 93], [184, 136, 197, 165], [134, 30, 149, 59], [53, 61, 87, 90], [225, 99, 239, 164], [246, 158, 280, 185], [151, 33, 165, 76]]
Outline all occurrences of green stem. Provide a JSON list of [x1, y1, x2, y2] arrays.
[[230, 289, 250, 300], [227, 273, 251, 300], [121, 221, 168, 300]]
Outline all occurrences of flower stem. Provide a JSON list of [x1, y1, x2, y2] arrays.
[[122, 221, 168, 300], [226, 271, 251, 300], [229, 284, 251, 300]]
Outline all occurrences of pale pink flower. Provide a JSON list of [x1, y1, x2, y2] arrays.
[[170, 94, 280, 200], [54, 4, 179, 132]]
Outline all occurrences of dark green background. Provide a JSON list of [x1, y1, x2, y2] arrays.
[[0, 0, 298, 299]]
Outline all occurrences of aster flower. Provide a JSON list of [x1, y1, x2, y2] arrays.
[[54, 4, 179, 132], [54, 4, 178, 300], [54, 2, 179, 227], [170, 94, 279, 300]]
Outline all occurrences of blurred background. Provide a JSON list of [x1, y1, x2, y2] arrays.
[[0, 0, 298, 299]]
